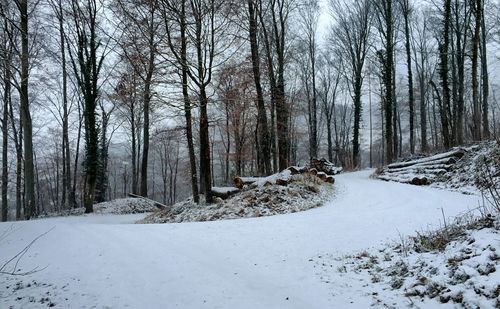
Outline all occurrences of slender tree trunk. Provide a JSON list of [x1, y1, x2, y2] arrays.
[[454, 0, 466, 145], [402, 0, 415, 154], [140, 27, 155, 197], [18, 0, 36, 219], [9, 98, 23, 219], [140, 75, 152, 197], [439, 0, 452, 147], [131, 99, 138, 194], [353, 75, 362, 168], [480, 2, 489, 139], [247, 0, 271, 175], [419, 73, 427, 152], [471, 0, 482, 141], [70, 101, 82, 208], [1, 52, 10, 222], [199, 86, 212, 203]]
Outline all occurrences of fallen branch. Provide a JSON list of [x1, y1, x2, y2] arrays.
[[0, 227, 54, 276], [127, 193, 169, 210]]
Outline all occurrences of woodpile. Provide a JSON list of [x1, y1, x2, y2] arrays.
[[216, 165, 337, 200], [210, 187, 241, 200], [234, 177, 261, 189], [377, 149, 465, 186], [311, 158, 343, 175]]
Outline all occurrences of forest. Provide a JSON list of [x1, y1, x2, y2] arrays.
[[1, 0, 500, 220]]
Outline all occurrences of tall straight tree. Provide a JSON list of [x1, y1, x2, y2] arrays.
[[48, 0, 72, 209], [330, 0, 372, 167], [13, 0, 35, 219], [257, 0, 292, 171], [67, 0, 106, 213], [438, 0, 452, 147], [299, 0, 319, 161], [411, 10, 435, 153], [451, 0, 471, 145], [160, 0, 200, 203], [471, 0, 481, 141], [480, 0, 489, 139], [399, 0, 415, 154], [374, 0, 395, 163], [247, 0, 271, 176], [113, 0, 162, 198], [1, 9, 11, 221]]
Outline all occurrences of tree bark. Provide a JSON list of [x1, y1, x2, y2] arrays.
[[402, 0, 415, 154], [1, 45, 10, 222], [16, 0, 36, 219], [439, 0, 452, 147], [471, 0, 481, 141], [480, 1, 489, 139]]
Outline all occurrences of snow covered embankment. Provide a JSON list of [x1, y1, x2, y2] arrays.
[[140, 173, 334, 223], [38, 197, 158, 218], [314, 213, 500, 308]]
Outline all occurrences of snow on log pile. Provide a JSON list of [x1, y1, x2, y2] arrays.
[[375, 141, 500, 193], [311, 158, 343, 175], [313, 213, 500, 308], [376, 148, 466, 185], [139, 173, 334, 224]]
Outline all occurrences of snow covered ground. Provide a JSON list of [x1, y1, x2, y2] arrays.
[[0, 170, 485, 308]]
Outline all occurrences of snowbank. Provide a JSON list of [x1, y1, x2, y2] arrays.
[[313, 213, 500, 308], [38, 198, 157, 218], [139, 174, 333, 224]]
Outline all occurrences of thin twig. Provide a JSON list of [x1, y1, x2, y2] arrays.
[[0, 227, 54, 276]]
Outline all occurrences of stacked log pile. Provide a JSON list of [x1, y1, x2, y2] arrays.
[[311, 158, 343, 175], [376, 149, 466, 185]]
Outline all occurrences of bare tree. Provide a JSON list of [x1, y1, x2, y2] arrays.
[[257, 0, 293, 171], [298, 0, 319, 162], [329, 0, 372, 167], [399, 0, 415, 154], [67, 0, 107, 213], [246, 0, 271, 175]]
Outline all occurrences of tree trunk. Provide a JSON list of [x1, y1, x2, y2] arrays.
[[247, 0, 271, 176], [480, 1, 489, 139], [140, 27, 155, 197], [352, 75, 362, 168], [402, 0, 415, 154], [18, 0, 36, 219], [453, 0, 467, 145], [1, 50, 10, 221], [471, 0, 482, 141]]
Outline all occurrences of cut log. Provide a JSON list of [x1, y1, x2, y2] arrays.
[[387, 149, 465, 169], [287, 166, 308, 175], [263, 181, 273, 187], [127, 193, 169, 210], [317, 172, 328, 181], [311, 158, 343, 175], [211, 187, 240, 200], [309, 168, 318, 176], [233, 176, 263, 189], [325, 176, 335, 184], [411, 177, 429, 186], [275, 178, 289, 186]]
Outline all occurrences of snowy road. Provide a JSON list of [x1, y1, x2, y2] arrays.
[[0, 170, 481, 308]]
